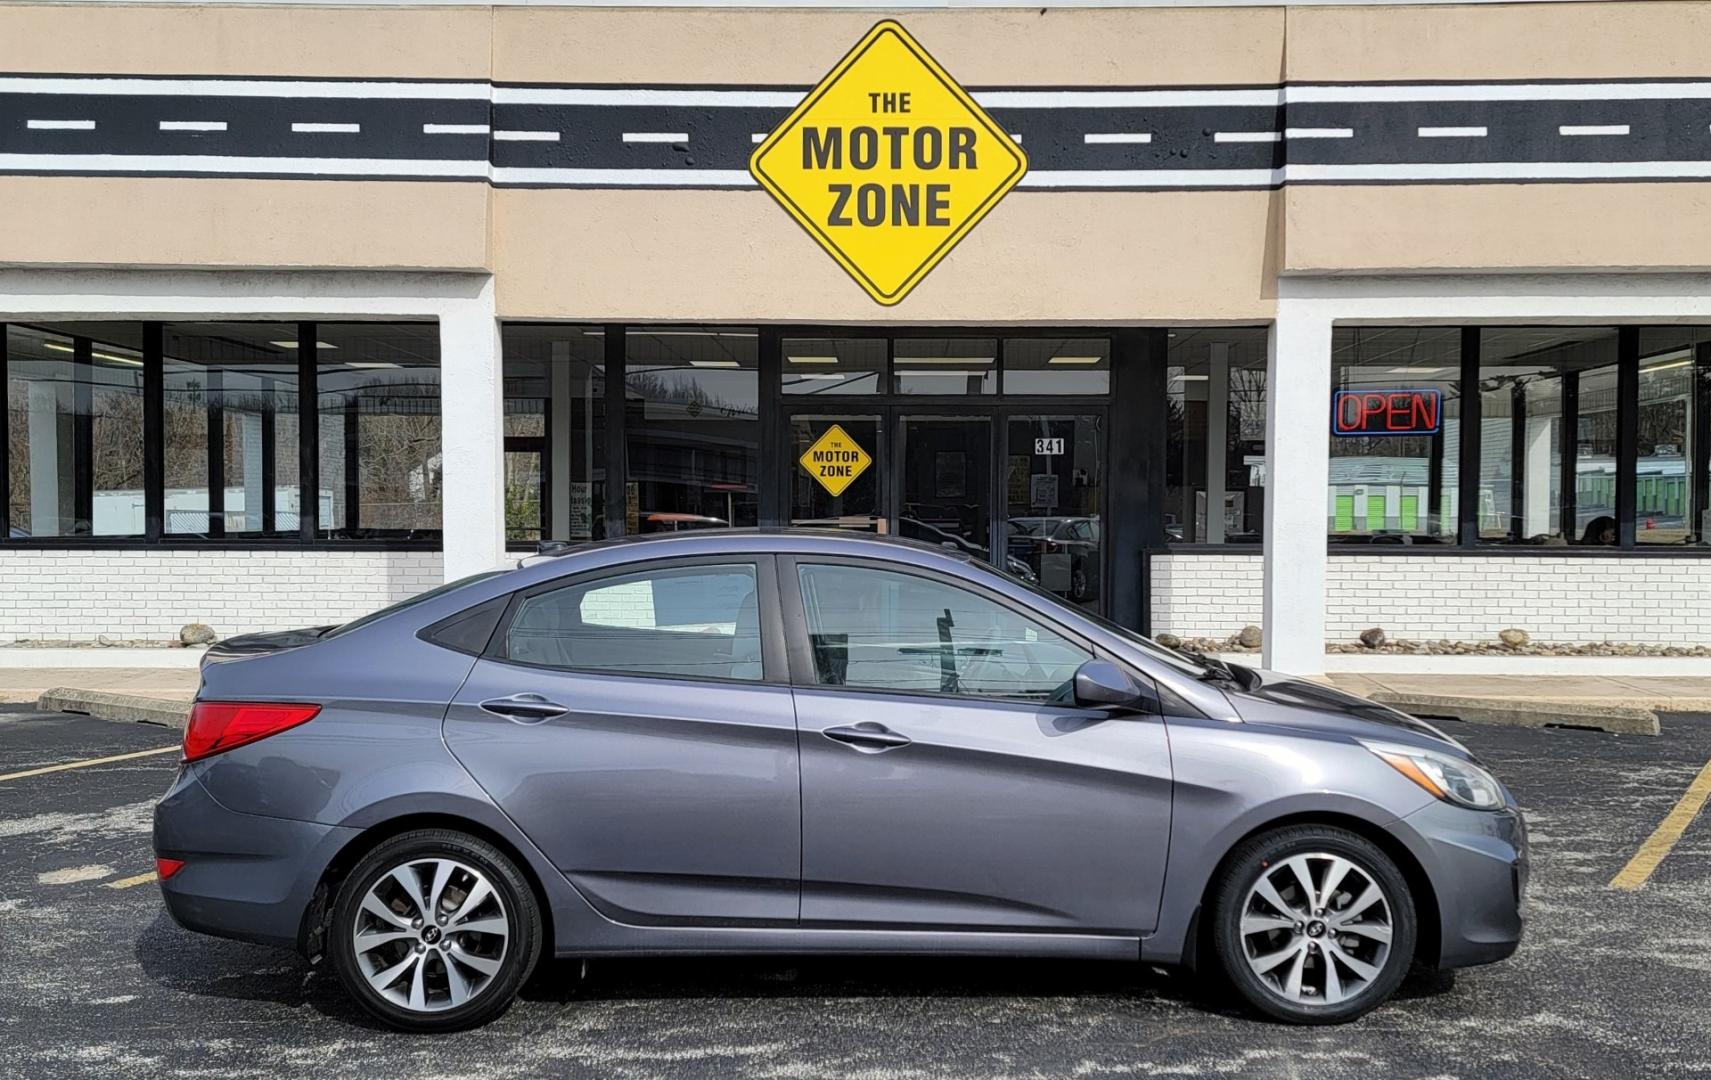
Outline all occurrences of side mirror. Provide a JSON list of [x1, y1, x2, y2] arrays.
[[1072, 659, 1144, 710]]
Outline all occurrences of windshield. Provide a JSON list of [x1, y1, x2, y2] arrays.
[[322, 571, 507, 639]]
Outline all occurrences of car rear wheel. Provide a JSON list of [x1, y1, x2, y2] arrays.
[[329, 828, 541, 1032], [1210, 825, 1416, 1024]]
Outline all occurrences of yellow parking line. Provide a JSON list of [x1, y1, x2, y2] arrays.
[[1610, 757, 1711, 891], [0, 745, 179, 784], [104, 872, 159, 890]]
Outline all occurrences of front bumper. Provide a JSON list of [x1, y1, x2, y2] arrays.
[[1389, 798, 1528, 970], [153, 765, 359, 952]]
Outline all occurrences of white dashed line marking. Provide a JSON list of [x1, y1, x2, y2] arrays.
[[423, 123, 490, 135], [1084, 132, 1152, 144], [623, 132, 688, 143], [159, 121, 227, 132], [1418, 126, 1489, 138], [1560, 124, 1629, 136], [291, 122, 360, 134], [1214, 131, 1281, 143], [1285, 127, 1355, 139], [26, 119, 94, 130], [494, 130, 560, 142]]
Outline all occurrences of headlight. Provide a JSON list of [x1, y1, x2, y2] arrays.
[[1361, 740, 1506, 811]]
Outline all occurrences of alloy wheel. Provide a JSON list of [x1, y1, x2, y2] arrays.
[[351, 857, 510, 1013], [1238, 851, 1394, 1007]]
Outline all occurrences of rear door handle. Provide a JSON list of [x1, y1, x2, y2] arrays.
[[479, 694, 568, 723], [822, 722, 912, 752]]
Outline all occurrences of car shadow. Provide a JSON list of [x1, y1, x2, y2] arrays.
[[137, 911, 1458, 1027]]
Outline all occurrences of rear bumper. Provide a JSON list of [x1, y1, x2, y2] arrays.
[[153, 765, 359, 953], [1389, 799, 1528, 970]]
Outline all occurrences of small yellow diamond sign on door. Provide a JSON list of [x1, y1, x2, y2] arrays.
[[799, 424, 873, 497], [750, 20, 1028, 306]]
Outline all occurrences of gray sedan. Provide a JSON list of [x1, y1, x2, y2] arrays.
[[154, 530, 1526, 1032]]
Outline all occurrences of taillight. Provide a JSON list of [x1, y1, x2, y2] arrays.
[[156, 857, 186, 880], [183, 702, 321, 762]]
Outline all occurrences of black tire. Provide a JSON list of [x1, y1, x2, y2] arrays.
[[329, 828, 542, 1033], [1209, 825, 1417, 1024]]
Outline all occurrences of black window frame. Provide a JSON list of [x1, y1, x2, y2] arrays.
[[482, 553, 789, 686], [1314, 322, 1711, 559], [1, 319, 442, 550]]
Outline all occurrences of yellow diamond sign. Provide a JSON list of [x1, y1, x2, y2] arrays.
[[799, 424, 873, 497], [750, 20, 1028, 306]]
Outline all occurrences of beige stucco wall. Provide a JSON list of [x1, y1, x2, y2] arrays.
[[1286, 1, 1711, 83], [0, 3, 492, 79], [2, 2, 1711, 301], [1283, 183, 1711, 275], [491, 188, 1279, 322], [0, 178, 491, 272], [492, 5, 1284, 86]]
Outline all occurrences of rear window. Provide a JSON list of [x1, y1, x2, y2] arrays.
[[324, 571, 506, 639]]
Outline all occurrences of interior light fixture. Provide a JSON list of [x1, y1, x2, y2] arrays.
[[1642, 356, 1692, 372], [1383, 366, 1453, 375], [689, 360, 741, 368], [787, 356, 839, 364], [41, 341, 141, 366], [898, 370, 984, 377], [792, 373, 845, 381], [894, 356, 995, 365], [1047, 356, 1105, 365], [345, 361, 402, 369], [268, 340, 338, 350], [1176, 374, 1210, 382]]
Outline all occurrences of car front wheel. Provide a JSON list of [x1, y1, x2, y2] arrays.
[[329, 828, 542, 1032], [1210, 825, 1417, 1023]]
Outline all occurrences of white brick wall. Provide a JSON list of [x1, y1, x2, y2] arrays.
[[0, 549, 444, 641], [1152, 552, 1711, 646], [1149, 554, 1265, 639], [1324, 555, 1711, 645]]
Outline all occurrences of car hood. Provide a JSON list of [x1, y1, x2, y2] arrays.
[[202, 625, 337, 664], [1222, 667, 1471, 756]]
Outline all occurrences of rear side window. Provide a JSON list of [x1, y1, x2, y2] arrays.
[[502, 564, 763, 681]]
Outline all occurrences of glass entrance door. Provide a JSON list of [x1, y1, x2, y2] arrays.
[[788, 413, 886, 532], [897, 414, 995, 563], [1005, 415, 1105, 612]]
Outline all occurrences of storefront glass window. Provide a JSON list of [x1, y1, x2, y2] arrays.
[[625, 328, 759, 531], [1476, 328, 1617, 545], [316, 323, 442, 539], [5, 323, 145, 537], [1003, 338, 1111, 395], [162, 323, 300, 537], [893, 338, 997, 395], [1328, 328, 1461, 544], [782, 337, 885, 396], [502, 326, 606, 543], [1636, 328, 1706, 545], [1166, 328, 1268, 543]]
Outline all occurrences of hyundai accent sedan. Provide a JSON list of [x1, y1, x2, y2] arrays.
[[154, 530, 1526, 1032]]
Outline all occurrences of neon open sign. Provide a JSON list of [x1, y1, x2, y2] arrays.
[[1333, 389, 1443, 437]]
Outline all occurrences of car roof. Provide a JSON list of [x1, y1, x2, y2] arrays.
[[520, 527, 975, 572]]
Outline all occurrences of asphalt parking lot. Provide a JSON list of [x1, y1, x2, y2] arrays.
[[1, 706, 1708, 1080]]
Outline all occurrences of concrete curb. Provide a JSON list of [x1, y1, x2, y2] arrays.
[[1370, 691, 1659, 736], [36, 688, 191, 731]]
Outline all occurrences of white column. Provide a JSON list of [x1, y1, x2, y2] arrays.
[[1262, 305, 1334, 675], [438, 278, 506, 580]]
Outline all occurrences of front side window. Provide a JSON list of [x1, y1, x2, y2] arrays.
[[796, 563, 1090, 700], [1166, 328, 1268, 544], [505, 563, 762, 680]]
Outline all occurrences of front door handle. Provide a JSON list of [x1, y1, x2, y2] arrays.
[[822, 722, 912, 752], [479, 694, 568, 723]]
